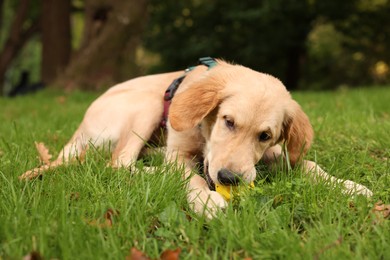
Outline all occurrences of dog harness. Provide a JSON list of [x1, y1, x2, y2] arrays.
[[161, 57, 218, 128]]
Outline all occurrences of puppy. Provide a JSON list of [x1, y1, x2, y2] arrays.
[[20, 58, 373, 217]]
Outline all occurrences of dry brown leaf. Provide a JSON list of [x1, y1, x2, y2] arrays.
[[160, 248, 181, 260], [125, 247, 150, 260], [125, 247, 182, 260], [371, 201, 390, 224], [373, 201, 390, 217], [86, 208, 120, 228], [35, 142, 52, 165], [56, 96, 67, 104], [69, 192, 80, 201], [23, 251, 43, 260], [104, 208, 120, 227], [273, 194, 283, 207]]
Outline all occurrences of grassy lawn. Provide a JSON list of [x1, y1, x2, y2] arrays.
[[0, 87, 389, 259]]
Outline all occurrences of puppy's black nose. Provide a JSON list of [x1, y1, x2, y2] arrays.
[[217, 168, 241, 185]]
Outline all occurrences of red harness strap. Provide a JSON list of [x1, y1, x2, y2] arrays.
[[161, 75, 185, 128]]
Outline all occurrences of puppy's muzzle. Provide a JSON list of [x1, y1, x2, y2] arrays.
[[217, 168, 242, 185]]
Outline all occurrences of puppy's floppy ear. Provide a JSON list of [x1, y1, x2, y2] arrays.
[[282, 101, 314, 166], [169, 77, 224, 131]]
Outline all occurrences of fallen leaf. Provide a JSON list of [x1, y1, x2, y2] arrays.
[[125, 247, 150, 260], [35, 142, 52, 165], [86, 208, 120, 228], [56, 95, 67, 104], [104, 208, 120, 227], [160, 248, 181, 260], [373, 201, 390, 217], [371, 201, 390, 224], [23, 251, 43, 260], [273, 194, 283, 207], [69, 192, 80, 201], [181, 207, 193, 222]]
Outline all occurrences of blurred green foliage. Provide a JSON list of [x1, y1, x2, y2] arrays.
[[144, 0, 390, 89], [1, 0, 389, 91]]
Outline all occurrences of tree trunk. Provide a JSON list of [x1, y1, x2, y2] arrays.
[[41, 0, 71, 84], [56, 0, 149, 90], [285, 45, 306, 90], [0, 0, 4, 31], [0, 0, 39, 94]]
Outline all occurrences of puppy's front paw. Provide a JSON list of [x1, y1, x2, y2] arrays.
[[110, 160, 139, 173], [188, 189, 228, 219], [343, 180, 373, 197]]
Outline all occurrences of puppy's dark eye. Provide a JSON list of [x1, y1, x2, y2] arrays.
[[224, 116, 235, 130], [258, 132, 271, 142]]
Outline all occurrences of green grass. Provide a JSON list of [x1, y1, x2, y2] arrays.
[[0, 87, 389, 259]]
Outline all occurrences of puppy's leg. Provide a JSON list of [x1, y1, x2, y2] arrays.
[[302, 160, 373, 196], [166, 129, 227, 218], [263, 145, 373, 197], [111, 114, 161, 170], [19, 129, 89, 180], [186, 172, 228, 219], [111, 131, 147, 170]]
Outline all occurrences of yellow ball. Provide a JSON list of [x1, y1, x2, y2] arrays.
[[216, 182, 254, 201]]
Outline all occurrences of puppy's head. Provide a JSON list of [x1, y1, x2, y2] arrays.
[[169, 61, 313, 186]]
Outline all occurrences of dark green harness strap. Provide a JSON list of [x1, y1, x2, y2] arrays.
[[198, 56, 218, 69], [184, 56, 218, 73], [161, 57, 218, 128], [164, 57, 217, 101]]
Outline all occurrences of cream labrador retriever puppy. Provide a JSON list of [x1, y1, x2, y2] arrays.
[[20, 59, 372, 217]]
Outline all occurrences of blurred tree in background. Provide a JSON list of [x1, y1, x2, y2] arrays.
[[0, 0, 148, 93], [0, 0, 389, 95], [56, 0, 148, 90], [145, 0, 357, 89], [303, 0, 390, 89], [145, 0, 389, 90], [41, 0, 71, 84], [0, 0, 40, 93]]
